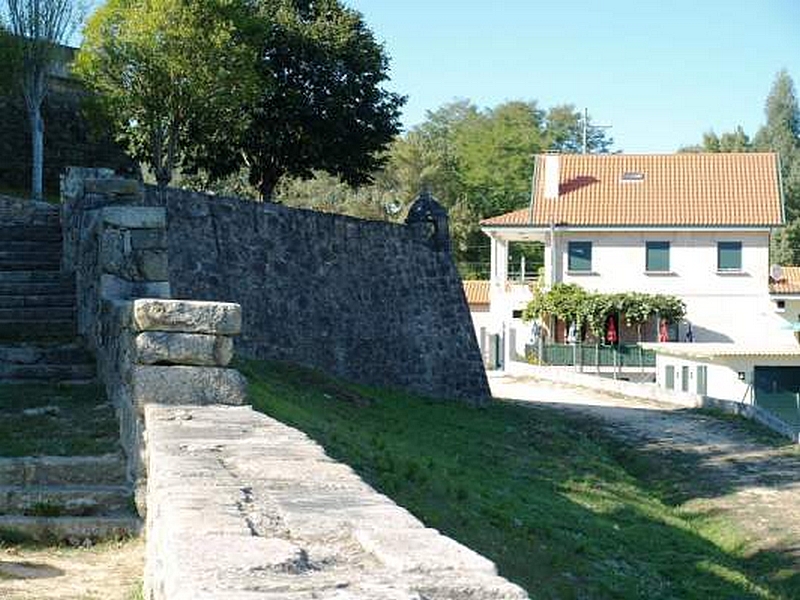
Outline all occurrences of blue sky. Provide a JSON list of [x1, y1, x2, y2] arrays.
[[344, 0, 799, 153]]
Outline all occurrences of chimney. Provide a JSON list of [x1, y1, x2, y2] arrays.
[[544, 154, 560, 199]]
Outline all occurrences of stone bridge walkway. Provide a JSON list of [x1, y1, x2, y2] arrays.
[[490, 371, 800, 563]]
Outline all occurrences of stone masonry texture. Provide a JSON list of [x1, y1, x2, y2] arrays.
[[148, 187, 491, 404], [144, 403, 528, 600]]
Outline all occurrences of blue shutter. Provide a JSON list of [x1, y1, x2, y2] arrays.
[[646, 241, 670, 272], [717, 242, 742, 271], [568, 242, 592, 272]]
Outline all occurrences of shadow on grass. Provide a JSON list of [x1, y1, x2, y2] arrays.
[[0, 384, 119, 457], [240, 359, 800, 600]]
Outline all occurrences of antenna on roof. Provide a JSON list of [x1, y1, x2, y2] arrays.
[[771, 264, 785, 283], [582, 107, 612, 154]]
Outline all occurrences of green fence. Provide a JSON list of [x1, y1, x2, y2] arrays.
[[526, 343, 656, 368]]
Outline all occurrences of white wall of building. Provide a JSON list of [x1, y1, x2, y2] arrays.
[[546, 228, 791, 345], [654, 353, 800, 403]]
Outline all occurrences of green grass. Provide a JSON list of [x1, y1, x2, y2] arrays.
[[0, 384, 119, 457], [0, 183, 61, 204], [241, 359, 800, 600]]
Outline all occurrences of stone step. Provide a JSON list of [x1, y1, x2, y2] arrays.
[[0, 281, 74, 296], [0, 294, 75, 308], [0, 455, 127, 487], [0, 485, 132, 517], [0, 226, 62, 242], [0, 342, 93, 365], [0, 251, 62, 262], [0, 261, 60, 271], [0, 271, 72, 284], [0, 321, 76, 342], [0, 307, 75, 321], [0, 363, 95, 382], [0, 515, 140, 543], [0, 241, 62, 254]]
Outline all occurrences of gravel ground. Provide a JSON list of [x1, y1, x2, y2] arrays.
[[0, 538, 143, 600]]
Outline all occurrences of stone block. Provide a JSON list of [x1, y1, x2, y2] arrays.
[[136, 249, 169, 281], [132, 365, 248, 408], [131, 229, 167, 250], [132, 299, 242, 335], [135, 332, 234, 367], [355, 527, 498, 574], [102, 206, 166, 229], [100, 274, 171, 301], [85, 177, 142, 197]]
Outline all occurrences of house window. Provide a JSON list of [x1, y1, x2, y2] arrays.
[[681, 366, 690, 392], [696, 365, 708, 395], [717, 241, 742, 271], [568, 241, 592, 272], [646, 241, 670, 272], [665, 365, 675, 390]]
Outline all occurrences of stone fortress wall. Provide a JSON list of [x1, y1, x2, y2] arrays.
[[62, 169, 523, 598], [146, 186, 491, 404]]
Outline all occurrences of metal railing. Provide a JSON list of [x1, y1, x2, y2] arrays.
[[526, 343, 656, 368]]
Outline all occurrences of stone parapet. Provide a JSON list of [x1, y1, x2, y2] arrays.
[[61, 167, 247, 511], [144, 404, 528, 600]]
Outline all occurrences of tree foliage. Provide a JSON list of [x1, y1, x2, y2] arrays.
[[76, 0, 255, 189], [523, 283, 687, 341], [76, 0, 404, 197]]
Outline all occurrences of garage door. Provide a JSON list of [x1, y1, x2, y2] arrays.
[[753, 366, 800, 427]]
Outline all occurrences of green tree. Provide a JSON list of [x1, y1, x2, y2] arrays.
[[75, 0, 255, 189], [544, 104, 614, 154], [754, 70, 800, 222], [454, 101, 545, 217], [2, 0, 84, 200], [196, 0, 405, 201]]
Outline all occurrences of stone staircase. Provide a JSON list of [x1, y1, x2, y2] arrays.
[[0, 215, 139, 543], [0, 223, 94, 382]]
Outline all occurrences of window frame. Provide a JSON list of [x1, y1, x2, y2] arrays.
[[645, 241, 670, 273], [717, 241, 743, 272], [567, 241, 593, 273]]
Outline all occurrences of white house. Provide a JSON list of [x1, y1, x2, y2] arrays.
[[479, 152, 789, 368]]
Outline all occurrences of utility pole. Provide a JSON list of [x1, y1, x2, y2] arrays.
[[581, 107, 612, 154]]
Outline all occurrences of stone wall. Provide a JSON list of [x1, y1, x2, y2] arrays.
[[62, 168, 246, 506], [63, 169, 527, 599], [0, 64, 134, 195], [147, 186, 491, 404]]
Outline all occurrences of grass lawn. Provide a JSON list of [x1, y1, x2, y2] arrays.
[[0, 384, 119, 457], [241, 359, 800, 600]]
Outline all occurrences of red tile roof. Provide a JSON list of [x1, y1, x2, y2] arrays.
[[482, 153, 783, 228], [462, 280, 490, 306], [770, 266, 800, 295]]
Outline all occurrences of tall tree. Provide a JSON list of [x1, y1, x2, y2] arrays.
[[1, 0, 83, 200], [76, 0, 256, 189], [199, 0, 405, 201], [754, 70, 800, 221]]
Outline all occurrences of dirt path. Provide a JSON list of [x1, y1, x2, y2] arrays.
[[0, 538, 143, 600], [490, 372, 800, 561]]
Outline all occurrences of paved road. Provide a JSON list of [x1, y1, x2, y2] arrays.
[[490, 371, 800, 562]]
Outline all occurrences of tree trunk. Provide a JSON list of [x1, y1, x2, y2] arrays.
[[29, 104, 44, 200], [257, 165, 281, 202]]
